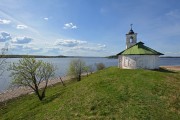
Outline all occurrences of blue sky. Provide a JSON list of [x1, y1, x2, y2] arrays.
[[0, 0, 180, 56]]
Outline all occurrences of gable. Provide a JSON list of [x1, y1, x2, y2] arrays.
[[117, 42, 164, 55]]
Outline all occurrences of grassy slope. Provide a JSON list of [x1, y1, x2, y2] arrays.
[[0, 67, 180, 120]]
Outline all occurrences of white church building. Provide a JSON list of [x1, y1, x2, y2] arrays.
[[117, 25, 164, 69]]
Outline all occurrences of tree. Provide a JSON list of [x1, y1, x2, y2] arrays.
[[9, 57, 55, 101], [84, 65, 94, 76], [88, 65, 94, 74], [95, 63, 106, 70], [68, 59, 86, 81], [0, 48, 8, 77]]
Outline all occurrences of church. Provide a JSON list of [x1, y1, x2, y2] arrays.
[[117, 25, 164, 69]]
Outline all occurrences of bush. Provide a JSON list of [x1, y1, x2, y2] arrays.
[[96, 63, 105, 70], [68, 59, 86, 81]]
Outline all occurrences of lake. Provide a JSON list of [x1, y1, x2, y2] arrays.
[[0, 57, 117, 92], [0, 57, 180, 92]]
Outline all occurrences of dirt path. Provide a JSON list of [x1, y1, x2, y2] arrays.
[[160, 66, 180, 71], [0, 76, 71, 102]]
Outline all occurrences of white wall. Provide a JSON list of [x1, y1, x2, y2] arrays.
[[126, 33, 137, 49], [118, 55, 160, 69]]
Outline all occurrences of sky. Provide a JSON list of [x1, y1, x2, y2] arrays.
[[0, 0, 180, 57]]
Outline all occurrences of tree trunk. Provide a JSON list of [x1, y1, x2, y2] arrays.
[[35, 89, 43, 101], [33, 76, 44, 101], [41, 90, 46, 100], [40, 79, 49, 101], [78, 74, 81, 81], [59, 77, 65, 86]]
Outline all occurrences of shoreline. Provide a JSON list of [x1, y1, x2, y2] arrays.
[[0, 75, 73, 102], [160, 66, 180, 71]]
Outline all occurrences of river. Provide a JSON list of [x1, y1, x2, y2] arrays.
[[0, 57, 180, 92]]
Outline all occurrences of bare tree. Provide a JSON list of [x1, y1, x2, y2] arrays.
[[68, 59, 86, 81], [9, 57, 55, 101], [0, 48, 8, 77]]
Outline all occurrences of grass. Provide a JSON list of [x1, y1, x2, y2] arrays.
[[0, 67, 180, 120]]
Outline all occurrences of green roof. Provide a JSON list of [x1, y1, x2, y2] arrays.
[[117, 42, 164, 55]]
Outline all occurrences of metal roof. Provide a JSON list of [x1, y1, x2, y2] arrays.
[[117, 42, 164, 55], [127, 29, 134, 34]]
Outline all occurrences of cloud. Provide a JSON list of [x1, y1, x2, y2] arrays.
[[16, 24, 28, 29], [9, 43, 43, 54], [0, 9, 39, 34], [164, 51, 180, 55], [166, 9, 180, 19], [46, 47, 63, 55], [55, 39, 87, 47], [71, 46, 105, 52], [63, 23, 77, 29], [46, 46, 63, 51], [44, 17, 49, 21], [0, 31, 12, 42], [11, 36, 33, 44], [98, 44, 106, 48], [24, 45, 42, 51], [0, 18, 11, 24]]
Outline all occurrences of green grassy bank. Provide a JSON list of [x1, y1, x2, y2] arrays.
[[0, 67, 180, 120]]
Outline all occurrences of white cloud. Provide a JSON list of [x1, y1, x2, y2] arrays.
[[10, 44, 21, 49], [0, 10, 39, 34], [164, 51, 180, 55], [9, 43, 43, 54], [44, 17, 49, 21], [71, 46, 105, 52], [98, 44, 106, 48], [24, 45, 42, 51], [16, 24, 28, 29], [55, 39, 87, 47], [166, 9, 180, 19], [0, 18, 11, 24], [63, 23, 77, 29], [54, 38, 107, 54], [0, 31, 12, 42], [11, 36, 33, 44], [46, 46, 63, 50]]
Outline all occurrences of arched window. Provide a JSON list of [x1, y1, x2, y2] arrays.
[[130, 36, 133, 43]]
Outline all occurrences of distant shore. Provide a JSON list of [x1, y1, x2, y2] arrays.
[[0, 55, 105, 58], [160, 56, 180, 58], [2, 55, 180, 58]]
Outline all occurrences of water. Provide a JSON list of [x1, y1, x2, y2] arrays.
[[0, 57, 118, 92], [159, 57, 180, 66], [0, 57, 180, 92]]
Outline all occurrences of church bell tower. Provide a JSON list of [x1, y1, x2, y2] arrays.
[[126, 24, 137, 49]]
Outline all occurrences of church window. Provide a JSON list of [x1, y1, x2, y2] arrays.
[[130, 36, 133, 43]]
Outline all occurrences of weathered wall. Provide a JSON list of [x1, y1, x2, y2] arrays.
[[118, 55, 160, 69]]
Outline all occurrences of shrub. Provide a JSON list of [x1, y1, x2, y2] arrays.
[[68, 59, 86, 81], [96, 63, 105, 70]]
